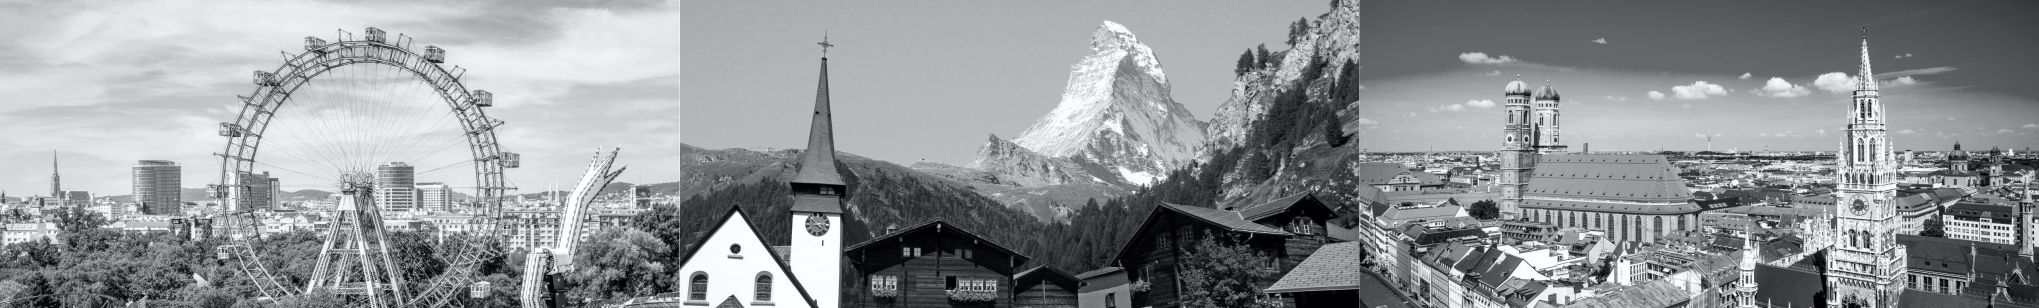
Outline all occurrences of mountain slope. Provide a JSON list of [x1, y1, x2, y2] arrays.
[[1000, 21, 1207, 186], [1206, 1, 1362, 151]]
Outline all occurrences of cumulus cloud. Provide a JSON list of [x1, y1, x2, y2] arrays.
[[2000, 129, 2017, 134], [1894, 53, 1914, 59], [1602, 95, 1629, 101], [1898, 129, 1917, 135], [2024, 123, 2039, 129], [1813, 72, 1859, 93], [1670, 81, 1728, 99], [1465, 99, 1497, 108], [1459, 52, 1518, 64], [1592, 38, 1607, 44], [1754, 77, 1811, 97], [1739, 73, 1752, 79], [1647, 91, 1666, 100], [1430, 103, 1468, 113], [1356, 118, 1379, 125], [1481, 70, 1502, 76]]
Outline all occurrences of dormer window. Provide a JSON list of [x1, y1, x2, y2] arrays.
[[820, 186, 837, 195]]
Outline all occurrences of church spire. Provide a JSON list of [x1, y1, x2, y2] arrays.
[[790, 36, 846, 213], [1859, 28, 1877, 91], [50, 150, 61, 199]]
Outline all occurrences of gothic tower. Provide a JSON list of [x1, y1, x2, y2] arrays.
[[50, 150, 61, 200], [1498, 77, 1534, 219], [1737, 227, 1760, 308], [1825, 28, 1906, 308], [787, 38, 845, 308], [1532, 82, 1568, 154]]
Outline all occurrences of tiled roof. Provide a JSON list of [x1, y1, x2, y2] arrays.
[[1525, 155, 1691, 203], [1519, 198, 1711, 215], [1353, 163, 1442, 185], [1264, 242, 1363, 293], [1897, 289, 1988, 308]]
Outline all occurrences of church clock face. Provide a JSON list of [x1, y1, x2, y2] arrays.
[[1850, 199, 1869, 216], [805, 214, 830, 236]]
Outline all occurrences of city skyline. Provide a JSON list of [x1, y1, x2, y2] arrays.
[[0, 0, 680, 196], [683, 0, 2039, 168]]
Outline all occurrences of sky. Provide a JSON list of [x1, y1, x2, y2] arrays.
[[692, 1, 2039, 166], [0, 0, 678, 197]]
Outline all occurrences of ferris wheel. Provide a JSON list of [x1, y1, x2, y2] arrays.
[[212, 27, 518, 307]]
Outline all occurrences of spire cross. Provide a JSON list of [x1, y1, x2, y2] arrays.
[[818, 33, 834, 58]]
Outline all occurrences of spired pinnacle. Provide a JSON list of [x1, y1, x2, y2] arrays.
[[818, 32, 834, 58]]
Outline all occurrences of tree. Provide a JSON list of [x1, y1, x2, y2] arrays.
[[1255, 44, 1271, 69], [1234, 49, 1255, 76], [568, 227, 672, 301], [1468, 200, 1501, 220], [1921, 219, 1945, 237], [1286, 18, 1311, 47], [1177, 232, 1282, 308]]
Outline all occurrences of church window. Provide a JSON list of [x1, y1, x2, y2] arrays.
[[755, 272, 773, 302], [689, 272, 709, 301]]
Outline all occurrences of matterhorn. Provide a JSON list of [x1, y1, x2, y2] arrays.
[[974, 21, 1205, 187]]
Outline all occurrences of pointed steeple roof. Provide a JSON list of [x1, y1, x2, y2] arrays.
[[790, 56, 845, 187], [1858, 28, 1878, 91]]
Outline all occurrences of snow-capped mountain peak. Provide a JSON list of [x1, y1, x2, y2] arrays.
[[996, 21, 1206, 187]]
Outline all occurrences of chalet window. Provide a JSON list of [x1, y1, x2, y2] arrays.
[[1106, 293, 1117, 308], [959, 248, 973, 259], [689, 272, 709, 301], [755, 273, 773, 302]]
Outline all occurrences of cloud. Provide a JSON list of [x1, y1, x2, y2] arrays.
[[1459, 52, 1518, 64], [1883, 76, 1918, 86], [1670, 81, 1728, 99], [1999, 129, 2017, 134], [1739, 73, 1752, 79], [1813, 72, 1859, 93], [1647, 91, 1666, 100], [1429, 103, 1468, 113], [1481, 70, 1502, 76], [1355, 118, 1379, 125], [1465, 99, 1497, 108], [2024, 124, 2039, 129], [1874, 66, 1955, 79], [1754, 77, 1811, 97], [1592, 38, 1607, 44], [1601, 95, 1629, 101], [1898, 129, 1918, 135], [1893, 53, 1914, 59]]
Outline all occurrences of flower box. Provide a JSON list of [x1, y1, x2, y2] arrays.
[[946, 290, 996, 302], [1129, 279, 1152, 293]]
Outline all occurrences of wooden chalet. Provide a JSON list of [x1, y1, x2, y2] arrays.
[[1013, 266, 1083, 308], [845, 220, 1034, 307], [1109, 193, 1340, 308]]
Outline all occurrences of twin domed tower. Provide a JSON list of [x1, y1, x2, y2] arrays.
[[1496, 76, 1564, 219]]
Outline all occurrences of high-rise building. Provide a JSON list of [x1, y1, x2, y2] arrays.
[[269, 177, 282, 209], [376, 162, 417, 212], [1822, 29, 1906, 308], [417, 182, 451, 212], [231, 171, 272, 212], [133, 160, 182, 215]]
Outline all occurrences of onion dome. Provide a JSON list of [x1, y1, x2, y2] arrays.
[[1504, 77, 1531, 96], [1533, 82, 1560, 101]]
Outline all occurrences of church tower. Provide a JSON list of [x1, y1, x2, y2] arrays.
[[50, 150, 61, 200], [787, 37, 844, 308], [1737, 227, 1760, 308], [1950, 142, 1970, 173], [1531, 81, 1567, 154], [1825, 28, 1906, 308], [1498, 77, 1534, 219]]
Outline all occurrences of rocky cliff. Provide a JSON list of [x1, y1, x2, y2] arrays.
[[1206, 1, 1362, 151]]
